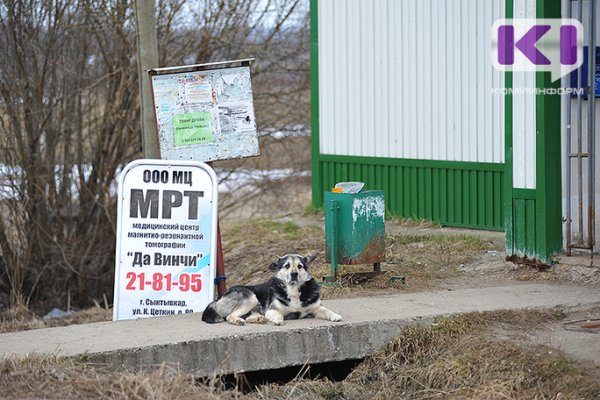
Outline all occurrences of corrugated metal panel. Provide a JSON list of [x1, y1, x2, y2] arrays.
[[513, 197, 538, 257], [319, 157, 504, 230], [512, 0, 537, 189], [318, 0, 505, 163]]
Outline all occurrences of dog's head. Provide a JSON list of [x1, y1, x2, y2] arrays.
[[269, 254, 316, 285]]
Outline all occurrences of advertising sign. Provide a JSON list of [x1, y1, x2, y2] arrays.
[[149, 59, 259, 162], [113, 159, 218, 320]]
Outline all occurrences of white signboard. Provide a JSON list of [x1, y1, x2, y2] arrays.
[[149, 59, 259, 162], [113, 159, 218, 320]]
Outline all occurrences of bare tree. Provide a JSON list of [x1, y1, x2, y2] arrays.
[[0, 0, 310, 311], [0, 0, 140, 309]]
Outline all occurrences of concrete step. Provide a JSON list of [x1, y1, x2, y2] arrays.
[[1, 283, 598, 376]]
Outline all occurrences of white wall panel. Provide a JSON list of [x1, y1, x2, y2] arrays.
[[511, 0, 536, 189], [318, 0, 505, 163]]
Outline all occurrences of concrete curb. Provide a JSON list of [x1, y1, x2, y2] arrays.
[[1, 283, 598, 376], [86, 317, 433, 376]]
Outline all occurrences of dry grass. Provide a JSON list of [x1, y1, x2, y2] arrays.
[[222, 218, 324, 286], [0, 305, 111, 334], [0, 356, 238, 400], [315, 233, 496, 299], [385, 215, 440, 228], [383, 233, 496, 286], [254, 309, 600, 400], [221, 218, 497, 297]]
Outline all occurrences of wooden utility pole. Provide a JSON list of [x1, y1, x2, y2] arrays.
[[134, 0, 159, 158]]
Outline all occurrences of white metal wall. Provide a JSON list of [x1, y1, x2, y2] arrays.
[[511, 0, 537, 189], [318, 0, 505, 163]]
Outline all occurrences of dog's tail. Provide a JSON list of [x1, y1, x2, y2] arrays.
[[201, 302, 224, 323]]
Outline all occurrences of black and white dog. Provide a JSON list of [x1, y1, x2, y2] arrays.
[[201, 254, 342, 325]]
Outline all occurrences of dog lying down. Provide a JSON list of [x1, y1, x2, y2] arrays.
[[202, 254, 342, 325]]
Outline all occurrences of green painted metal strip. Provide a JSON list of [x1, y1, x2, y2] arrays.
[[328, 162, 335, 191], [470, 171, 478, 226], [512, 188, 536, 200], [478, 172, 485, 227], [455, 170, 462, 224], [341, 162, 348, 182], [504, 0, 514, 254], [485, 171, 493, 227], [461, 170, 468, 225], [389, 166, 396, 214], [418, 168, 425, 218], [319, 154, 504, 172], [514, 199, 526, 256], [440, 169, 448, 223], [432, 168, 440, 221], [535, 0, 548, 257], [536, 0, 562, 261], [382, 165, 389, 212], [410, 167, 418, 219], [310, 0, 321, 207], [525, 199, 536, 258], [494, 172, 502, 228], [448, 169, 455, 225], [428, 168, 434, 220], [403, 167, 409, 217], [399, 166, 404, 216], [377, 165, 384, 195]]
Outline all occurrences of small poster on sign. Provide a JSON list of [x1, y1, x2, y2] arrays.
[[172, 112, 214, 146], [113, 159, 218, 320]]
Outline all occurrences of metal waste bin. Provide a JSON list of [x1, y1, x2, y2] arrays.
[[325, 190, 385, 278]]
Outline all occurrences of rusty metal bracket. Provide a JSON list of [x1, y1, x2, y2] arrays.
[[505, 255, 551, 270]]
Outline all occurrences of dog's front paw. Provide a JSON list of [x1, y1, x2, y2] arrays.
[[226, 316, 246, 326], [246, 315, 268, 324], [265, 310, 284, 325], [328, 313, 342, 322]]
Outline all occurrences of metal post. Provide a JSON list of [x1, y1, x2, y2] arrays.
[[134, 0, 159, 158], [566, 0, 574, 255], [207, 161, 227, 296], [565, 0, 597, 256], [577, 0, 584, 244], [329, 200, 339, 279], [587, 0, 596, 253], [215, 222, 227, 295]]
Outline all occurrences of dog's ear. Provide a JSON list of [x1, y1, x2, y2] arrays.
[[269, 256, 284, 272], [305, 255, 317, 264]]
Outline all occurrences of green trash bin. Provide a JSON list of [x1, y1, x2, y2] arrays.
[[324, 190, 385, 279]]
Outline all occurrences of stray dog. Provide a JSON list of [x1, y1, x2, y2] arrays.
[[201, 254, 342, 325]]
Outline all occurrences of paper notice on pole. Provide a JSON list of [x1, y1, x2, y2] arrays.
[[172, 112, 214, 146]]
